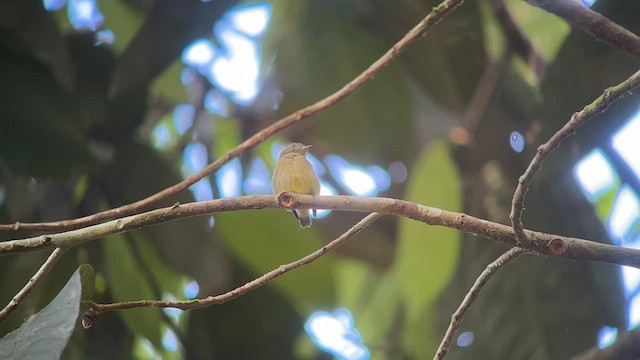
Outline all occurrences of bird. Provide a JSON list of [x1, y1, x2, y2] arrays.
[[272, 143, 321, 228]]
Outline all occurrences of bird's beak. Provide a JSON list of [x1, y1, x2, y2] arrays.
[[302, 145, 312, 152]]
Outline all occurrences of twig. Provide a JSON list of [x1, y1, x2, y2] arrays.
[[510, 69, 640, 245], [3, 194, 640, 269], [433, 247, 525, 360], [462, 54, 509, 133], [488, 0, 546, 78], [572, 326, 640, 360], [0, 247, 67, 321], [0, 0, 464, 233], [525, 0, 640, 61], [85, 213, 382, 314]]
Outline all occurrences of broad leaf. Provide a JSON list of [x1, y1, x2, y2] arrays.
[[394, 141, 462, 356], [0, 265, 93, 359]]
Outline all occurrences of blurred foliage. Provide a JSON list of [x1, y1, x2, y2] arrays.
[[0, 0, 639, 359]]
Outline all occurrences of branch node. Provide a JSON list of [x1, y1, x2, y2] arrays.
[[171, 202, 181, 209], [277, 192, 296, 209], [82, 308, 98, 329], [549, 238, 567, 256]]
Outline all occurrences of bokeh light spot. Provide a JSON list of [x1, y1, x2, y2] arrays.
[[173, 104, 196, 135], [607, 185, 640, 243], [162, 329, 178, 352], [68, 0, 104, 31], [183, 280, 200, 299], [43, 0, 67, 11], [204, 89, 229, 116], [190, 179, 214, 202], [509, 131, 525, 153], [324, 155, 378, 197], [456, 331, 474, 347], [612, 109, 640, 182], [182, 38, 216, 68], [210, 25, 260, 105], [597, 326, 617, 348], [181, 67, 197, 85], [367, 166, 391, 192], [216, 158, 242, 198], [574, 149, 617, 200], [183, 142, 208, 174], [94, 29, 114, 45], [388, 161, 407, 183], [224, 2, 272, 38], [305, 309, 369, 360], [244, 157, 272, 195], [151, 124, 172, 149], [316, 182, 337, 218]]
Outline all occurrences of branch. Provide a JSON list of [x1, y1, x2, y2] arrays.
[[525, 0, 640, 61], [488, 0, 546, 78], [0, 247, 67, 321], [510, 68, 640, 245], [84, 213, 382, 315], [434, 247, 526, 360], [0, 0, 464, 233], [462, 54, 509, 133], [3, 194, 640, 269]]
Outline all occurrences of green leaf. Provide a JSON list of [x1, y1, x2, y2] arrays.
[[358, 269, 400, 348], [0, 266, 88, 359], [103, 234, 163, 350], [394, 140, 461, 355], [79, 264, 95, 302], [333, 259, 378, 314], [509, 2, 571, 63], [97, 0, 145, 54], [215, 210, 334, 313], [151, 60, 187, 104]]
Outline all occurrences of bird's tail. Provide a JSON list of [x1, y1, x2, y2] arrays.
[[297, 210, 312, 228]]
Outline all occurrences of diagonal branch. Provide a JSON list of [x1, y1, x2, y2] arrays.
[[525, 0, 640, 61], [84, 213, 382, 315], [434, 247, 526, 360], [0, 0, 464, 233], [3, 194, 640, 270], [0, 247, 67, 321], [510, 68, 640, 245], [488, 0, 546, 78]]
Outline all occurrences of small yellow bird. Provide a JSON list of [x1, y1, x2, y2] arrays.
[[272, 143, 321, 228]]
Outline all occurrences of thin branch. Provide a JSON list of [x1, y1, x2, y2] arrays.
[[488, 0, 546, 78], [510, 68, 640, 245], [433, 247, 526, 360], [85, 213, 382, 314], [0, 0, 464, 233], [3, 194, 640, 270], [525, 0, 640, 61], [462, 54, 509, 133], [0, 247, 67, 321]]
